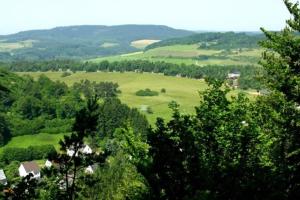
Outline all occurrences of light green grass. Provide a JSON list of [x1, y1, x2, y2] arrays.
[[0, 133, 68, 153], [16, 71, 252, 124], [90, 44, 261, 66], [17, 72, 211, 124]]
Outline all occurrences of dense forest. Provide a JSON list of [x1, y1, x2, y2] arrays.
[[0, 0, 300, 199], [0, 60, 263, 90], [145, 32, 264, 51]]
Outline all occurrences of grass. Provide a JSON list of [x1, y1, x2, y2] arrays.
[[89, 44, 261, 66], [0, 133, 68, 153], [17, 71, 211, 124], [17, 71, 250, 125]]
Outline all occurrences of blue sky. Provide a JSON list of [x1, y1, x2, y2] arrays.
[[0, 0, 292, 34]]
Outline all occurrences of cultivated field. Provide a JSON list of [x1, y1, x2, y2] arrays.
[[90, 44, 262, 66], [130, 39, 161, 49], [0, 40, 35, 52]]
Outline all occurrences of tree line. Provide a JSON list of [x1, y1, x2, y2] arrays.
[[1, 59, 263, 90]]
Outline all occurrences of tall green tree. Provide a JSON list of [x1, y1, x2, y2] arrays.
[[259, 0, 300, 198]]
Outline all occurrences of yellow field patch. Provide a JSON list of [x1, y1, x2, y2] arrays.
[[131, 39, 160, 49], [0, 40, 36, 52]]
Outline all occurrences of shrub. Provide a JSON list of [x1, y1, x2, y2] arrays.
[[135, 89, 159, 96], [146, 106, 153, 114], [40, 118, 73, 134], [161, 88, 166, 93], [0, 145, 57, 163], [61, 72, 72, 77]]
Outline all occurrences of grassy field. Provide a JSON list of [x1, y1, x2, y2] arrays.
[[0, 133, 68, 153], [16, 71, 252, 125], [90, 44, 261, 66]]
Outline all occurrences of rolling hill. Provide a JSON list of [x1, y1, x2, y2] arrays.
[[0, 25, 194, 60], [90, 32, 265, 66]]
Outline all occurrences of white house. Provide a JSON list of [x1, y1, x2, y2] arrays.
[[45, 160, 52, 168], [85, 164, 98, 174], [0, 169, 7, 185], [82, 144, 92, 154], [19, 161, 41, 179], [228, 72, 241, 79], [67, 144, 92, 157], [67, 148, 76, 157]]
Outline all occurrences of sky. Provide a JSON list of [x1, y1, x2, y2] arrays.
[[0, 0, 293, 35]]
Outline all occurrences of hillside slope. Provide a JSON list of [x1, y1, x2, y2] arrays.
[[0, 25, 194, 60]]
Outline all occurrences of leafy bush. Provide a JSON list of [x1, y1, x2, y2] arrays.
[[0, 145, 57, 163], [135, 89, 159, 96], [61, 72, 72, 77], [161, 88, 166, 93], [40, 118, 73, 134]]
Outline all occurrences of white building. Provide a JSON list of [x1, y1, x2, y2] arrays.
[[45, 160, 53, 168], [0, 169, 7, 185], [82, 144, 92, 154], [19, 161, 41, 179], [85, 164, 98, 174], [67, 148, 77, 157], [228, 72, 241, 79], [67, 144, 92, 157]]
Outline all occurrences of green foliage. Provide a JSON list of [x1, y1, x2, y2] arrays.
[[135, 88, 159, 96], [146, 32, 264, 51], [80, 152, 149, 200], [160, 88, 166, 93], [257, 0, 300, 197], [97, 98, 149, 140], [0, 114, 11, 146], [145, 80, 273, 200], [0, 145, 57, 163], [4, 173, 39, 199]]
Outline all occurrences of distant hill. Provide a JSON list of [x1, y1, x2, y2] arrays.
[[145, 32, 265, 51], [0, 25, 194, 60]]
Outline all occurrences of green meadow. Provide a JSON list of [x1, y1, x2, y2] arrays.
[[16, 71, 253, 125], [0, 133, 68, 153], [90, 44, 262, 66]]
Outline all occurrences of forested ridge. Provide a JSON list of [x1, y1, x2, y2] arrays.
[[145, 32, 264, 51], [0, 0, 300, 199], [0, 25, 193, 61]]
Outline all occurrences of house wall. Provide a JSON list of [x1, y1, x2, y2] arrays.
[[19, 165, 27, 177]]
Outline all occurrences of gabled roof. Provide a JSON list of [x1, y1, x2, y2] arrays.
[[21, 161, 40, 174], [0, 169, 6, 180]]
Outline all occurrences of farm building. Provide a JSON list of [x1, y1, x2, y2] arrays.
[[19, 161, 41, 179], [0, 169, 7, 185], [227, 71, 241, 88]]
